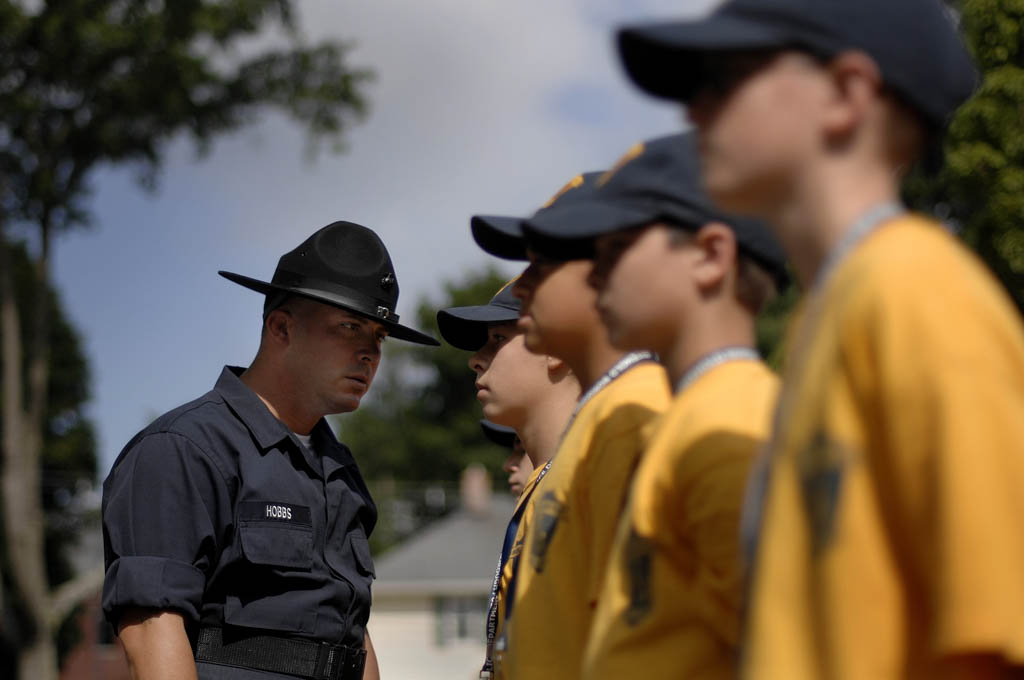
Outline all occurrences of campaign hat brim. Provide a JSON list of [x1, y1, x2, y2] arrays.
[[437, 303, 520, 351], [618, 19, 792, 102], [219, 271, 440, 346], [471, 215, 529, 261]]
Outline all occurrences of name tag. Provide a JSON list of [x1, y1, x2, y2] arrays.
[[238, 501, 312, 526]]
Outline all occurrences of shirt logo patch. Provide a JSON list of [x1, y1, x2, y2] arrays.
[[529, 491, 563, 573], [797, 431, 851, 556], [623, 528, 653, 626]]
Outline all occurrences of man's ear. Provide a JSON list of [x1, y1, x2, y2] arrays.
[[692, 222, 736, 290], [264, 308, 294, 346]]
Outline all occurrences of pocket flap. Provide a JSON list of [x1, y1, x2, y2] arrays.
[[239, 524, 312, 570]]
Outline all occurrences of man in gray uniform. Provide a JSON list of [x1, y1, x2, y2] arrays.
[[102, 221, 438, 680]]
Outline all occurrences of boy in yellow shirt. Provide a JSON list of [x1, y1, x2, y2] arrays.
[[480, 421, 533, 498], [471, 179, 671, 675], [618, 1, 1024, 677], [439, 279, 580, 678], [473, 179, 672, 679], [521, 132, 787, 680]]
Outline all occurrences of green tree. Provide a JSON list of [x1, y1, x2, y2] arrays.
[[0, 2, 371, 678], [905, 0, 1024, 311]]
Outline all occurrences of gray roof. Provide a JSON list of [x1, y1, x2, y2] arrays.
[[373, 494, 515, 597]]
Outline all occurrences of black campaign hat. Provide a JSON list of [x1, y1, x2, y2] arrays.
[[220, 221, 439, 346], [436, 279, 521, 351], [523, 133, 789, 288], [471, 172, 604, 262], [481, 419, 517, 449], [617, 0, 978, 133]]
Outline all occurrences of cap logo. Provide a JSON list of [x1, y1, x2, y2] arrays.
[[380, 272, 395, 291], [541, 174, 586, 209], [598, 142, 645, 187], [491, 275, 520, 301]]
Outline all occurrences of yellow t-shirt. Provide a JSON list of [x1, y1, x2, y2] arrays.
[[501, 361, 670, 680], [743, 215, 1024, 679], [583, 359, 779, 680]]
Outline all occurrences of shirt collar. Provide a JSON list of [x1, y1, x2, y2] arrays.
[[215, 366, 293, 451], [215, 366, 357, 473]]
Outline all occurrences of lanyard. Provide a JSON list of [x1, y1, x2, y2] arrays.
[[675, 346, 760, 393], [479, 350, 655, 677], [481, 461, 552, 675], [740, 201, 905, 565]]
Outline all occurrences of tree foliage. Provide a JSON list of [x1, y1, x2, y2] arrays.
[[0, 0, 371, 232], [905, 0, 1024, 311]]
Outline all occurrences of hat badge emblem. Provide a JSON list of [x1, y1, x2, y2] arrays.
[[380, 272, 396, 291]]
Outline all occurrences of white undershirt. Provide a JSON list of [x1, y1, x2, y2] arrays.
[[293, 432, 313, 451]]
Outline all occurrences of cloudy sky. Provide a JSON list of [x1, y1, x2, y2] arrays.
[[47, 0, 718, 472]]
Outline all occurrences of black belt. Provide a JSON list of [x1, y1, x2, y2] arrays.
[[195, 626, 366, 680]]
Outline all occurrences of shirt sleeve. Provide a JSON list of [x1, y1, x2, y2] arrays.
[[864, 266, 1024, 664], [101, 431, 231, 628]]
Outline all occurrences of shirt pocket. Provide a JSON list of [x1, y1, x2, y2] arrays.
[[238, 522, 313, 570]]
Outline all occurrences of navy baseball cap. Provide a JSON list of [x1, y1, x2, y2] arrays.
[[617, 0, 978, 133], [471, 172, 603, 261], [481, 419, 517, 449], [522, 133, 789, 288], [436, 279, 521, 351]]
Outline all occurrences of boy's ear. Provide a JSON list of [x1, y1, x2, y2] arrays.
[[546, 354, 566, 373], [822, 50, 884, 139], [692, 222, 737, 290]]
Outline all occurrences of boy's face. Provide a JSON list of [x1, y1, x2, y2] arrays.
[[468, 322, 552, 429], [686, 50, 831, 217], [503, 437, 534, 497], [512, 254, 601, 359], [590, 224, 698, 354]]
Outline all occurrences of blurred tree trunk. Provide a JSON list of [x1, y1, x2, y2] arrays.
[[1, 218, 56, 680]]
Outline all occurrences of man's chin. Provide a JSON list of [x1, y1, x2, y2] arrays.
[[328, 394, 364, 415]]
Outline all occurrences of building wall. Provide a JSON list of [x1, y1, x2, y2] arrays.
[[371, 594, 487, 680]]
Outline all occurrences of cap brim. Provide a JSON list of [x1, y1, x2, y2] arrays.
[[219, 271, 440, 346], [436, 304, 520, 351], [471, 215, 529, 261], [480, 419, 517, 448], [618, 19, 790, 101], [522, 201, 654, 259]]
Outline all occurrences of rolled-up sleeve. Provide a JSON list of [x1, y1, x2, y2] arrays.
[[101, 432, 229, 627]]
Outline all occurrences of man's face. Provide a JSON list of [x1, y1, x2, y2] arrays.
[[503, 437, 534, 497], [285, 301, 385, 415], [590, 224, 698, 354], [686, 50, 831, 216], [468, 322, 552, 429], [511, 254, 600, 358]]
